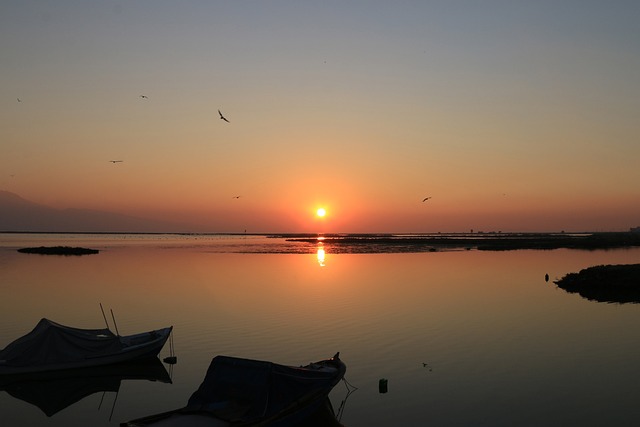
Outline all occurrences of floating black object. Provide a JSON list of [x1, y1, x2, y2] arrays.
[[163, 356, 177, 365], [379, 378, 388, 393]]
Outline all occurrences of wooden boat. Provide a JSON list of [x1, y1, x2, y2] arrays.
[[0, 358, 172, 417], [0, 318, 172, 375], [121, 352, 346, 427]]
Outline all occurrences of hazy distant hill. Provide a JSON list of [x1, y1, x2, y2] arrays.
[[0, 191, 192, 233]]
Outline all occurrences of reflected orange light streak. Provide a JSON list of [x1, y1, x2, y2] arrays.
[[317, 245, 326, 267]]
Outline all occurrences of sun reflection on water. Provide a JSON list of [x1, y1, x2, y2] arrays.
[[316, 245, 326, 267]]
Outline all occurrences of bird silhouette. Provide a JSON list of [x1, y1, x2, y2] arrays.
[[139, 95, 148, 99], [232, 195, 241, 199], [109, 160, 123, 163], [17, 98, 21, 102], [422, 197, 432, 202], [218, 110, 230, 123]]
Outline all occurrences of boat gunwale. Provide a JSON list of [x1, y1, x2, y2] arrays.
[[0, 326, 172, 375]]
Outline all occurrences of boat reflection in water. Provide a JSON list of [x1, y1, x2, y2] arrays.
[[293, 397, 344, 427], [0, 358, 172, 418]]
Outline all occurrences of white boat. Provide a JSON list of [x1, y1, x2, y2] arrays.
[[0, 318, 172, 375]]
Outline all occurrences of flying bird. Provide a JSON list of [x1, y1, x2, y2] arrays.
[[422, 197, 432, 202], [17, 98, 21, 102], [139, 95, 148, 99], [218, 109, 230, 123], [232, 195, 241, 199], [109, 160, 123, 163]]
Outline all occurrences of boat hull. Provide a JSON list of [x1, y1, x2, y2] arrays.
[[122, 353, 346, 427], [0, 322, 172, 375]]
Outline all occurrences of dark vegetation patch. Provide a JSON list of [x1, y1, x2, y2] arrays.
[[286, 232, 640, 253], [17, 246, 99, 256], [477, 232, 640, 251], [554, 264, 640, 304]]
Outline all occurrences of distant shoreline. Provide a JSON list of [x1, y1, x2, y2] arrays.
[[287, 231, 640, 252], [2, 231, 640, 252]]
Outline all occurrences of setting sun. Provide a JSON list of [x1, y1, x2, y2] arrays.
[[316, 208, 326, 217]]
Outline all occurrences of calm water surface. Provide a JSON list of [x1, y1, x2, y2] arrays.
[[1, 233, 639, 426]]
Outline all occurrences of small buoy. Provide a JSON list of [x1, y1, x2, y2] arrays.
[[379, 378, 388, 393], [163, 356, 178, 365], [545, 273, 549, 282]]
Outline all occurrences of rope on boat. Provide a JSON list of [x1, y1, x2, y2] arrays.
[[170, 331, 175, 358], [342, 377, 358, 392], [336, 377, 358, 421], [163, 330, 178, 365]]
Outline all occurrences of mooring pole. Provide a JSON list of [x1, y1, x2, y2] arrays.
[[99, 303, 110, 331], [110, 309, 120, 336]]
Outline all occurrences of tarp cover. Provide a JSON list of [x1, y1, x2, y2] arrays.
[[186, 355, 340, 424], [0, 318, 121, 367]]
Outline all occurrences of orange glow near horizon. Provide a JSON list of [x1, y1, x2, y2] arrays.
[[1, 2, 639, 234]]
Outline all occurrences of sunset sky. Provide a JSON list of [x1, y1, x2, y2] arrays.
[[1, 1, 639, 233]]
